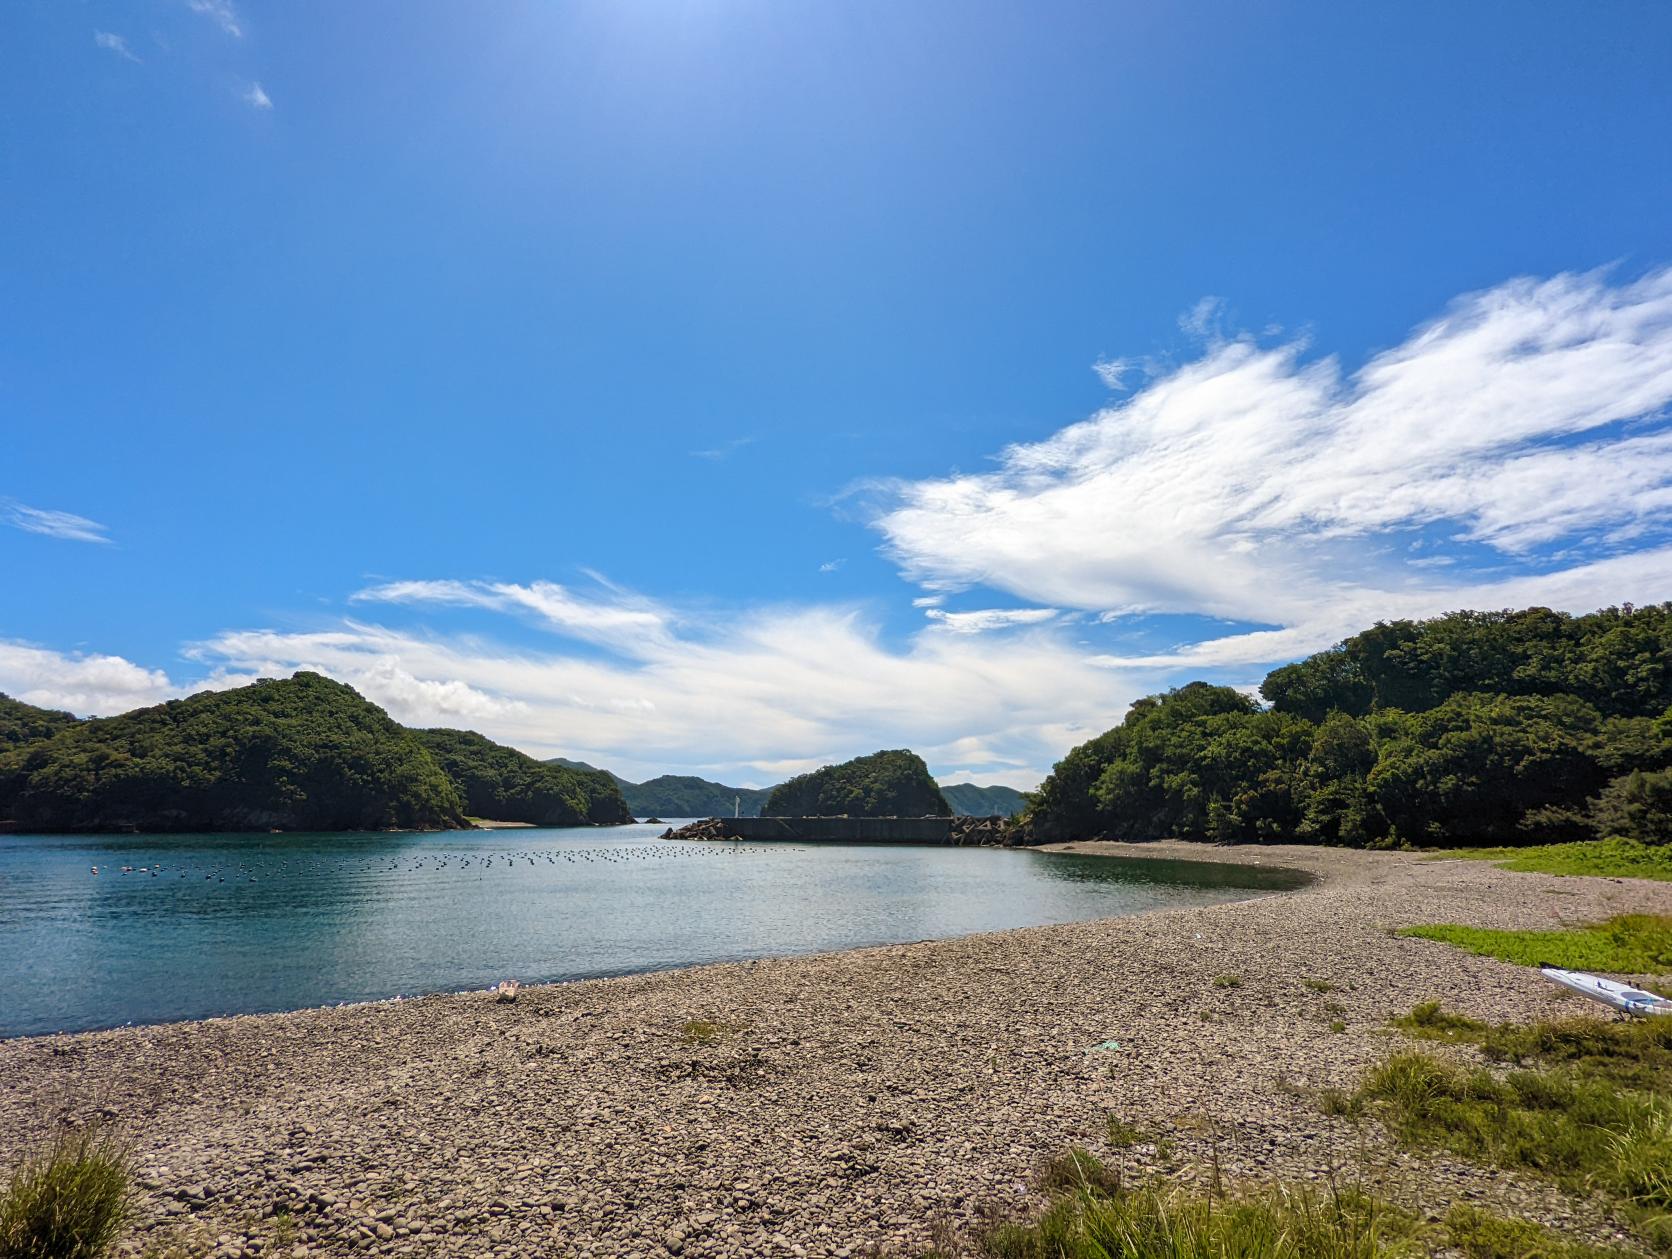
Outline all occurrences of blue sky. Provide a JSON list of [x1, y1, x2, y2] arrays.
[[4, 1, 1672, 788]]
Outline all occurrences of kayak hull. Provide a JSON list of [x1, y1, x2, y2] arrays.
[[1540, 965, 1672, 1017]]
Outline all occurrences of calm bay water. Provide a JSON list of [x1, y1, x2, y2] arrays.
[[0, 824, 1304, 1038]]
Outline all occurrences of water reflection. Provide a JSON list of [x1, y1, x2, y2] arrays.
[[0, 827, 1303, 1038]]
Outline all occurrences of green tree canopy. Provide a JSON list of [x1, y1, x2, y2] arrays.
[[418, 728, 631, 826], [764, 749, 951, 817], [0, 673, 465, 832]]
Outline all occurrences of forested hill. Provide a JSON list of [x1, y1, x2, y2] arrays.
[[765, 749, 951, 818], [0, 673, 467, 833], [0, 693, 76, 750], [1022, 604, 1671, 847], [940, 783, 1028, 817], [417, 730, 632, 826], [621, 776, 774, 819], [544, 760, 773, 818], [0, 675, 633, 833]]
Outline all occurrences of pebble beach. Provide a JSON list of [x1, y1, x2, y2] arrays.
[[3, 842, 1668, 1258]]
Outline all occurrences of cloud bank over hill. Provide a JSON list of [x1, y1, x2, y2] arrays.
[[5, 268, 1670, 785]]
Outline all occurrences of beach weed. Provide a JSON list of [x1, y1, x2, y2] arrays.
[[0, 1123, 133, 1259], [678, 1018, 734, 1046], [1305, 978, 1335, 993], [1330, 1020, 1348, 1034], [1390, 1001, 1490, 1043], [1104, 1117, 1144, 1149], [1212, 974, 1242, 989]]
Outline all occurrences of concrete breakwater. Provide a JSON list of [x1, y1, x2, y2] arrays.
[[660, 815, 1014, 844]]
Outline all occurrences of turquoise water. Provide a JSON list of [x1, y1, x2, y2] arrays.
[[0, 825, 1304, 1038]]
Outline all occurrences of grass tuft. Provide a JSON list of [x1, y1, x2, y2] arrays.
[[1398, 914, 1672, 972], [1442, 1203, 1628, 1259], [0, 1124, 133, 1259], [1104, 1117, 1145, 1150], [678, 1018, 734, 1046], [1390, 1000, 1491, 1043], [1212, 974, 1242, 989], [977, 1156, 1424, 1259]]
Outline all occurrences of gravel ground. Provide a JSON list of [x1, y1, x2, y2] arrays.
[[2, 842, 1668, 1258]]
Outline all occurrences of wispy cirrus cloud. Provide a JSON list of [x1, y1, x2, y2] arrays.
[[870, 266, 1672, 664], [3, 501, 112, 544], [242, 82, 272, 110], [351, 578, 672, 650], [924, 607, 1059, 634], [186, 0, 243, 38], [93, 31, 140, 63], [689, 436, 757, 461]]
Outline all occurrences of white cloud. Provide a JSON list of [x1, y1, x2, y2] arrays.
[[187, 0, 242, 37], [94, 31, 140, 62], [872, 266, 1672, 659], [164, 595, 1137, 786], [0, 642, 179, 715], [923, 607, 1059, 634], [242, 82, 272, 110], [818, 558, 846, 573], [352, 578, 672, 650], [3, 501, 111, 544]]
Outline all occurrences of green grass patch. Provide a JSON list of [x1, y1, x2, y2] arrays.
[[1345, 1013, 1672, 1253], [0, 1124, 133, 1259], [1398, 914, 1672, 972], [1443, 1203, 1629, 1259], [977, 1153, 1425, 1259], [945, 1146, 1634, 1259], [1437, 838, 1672, 882], [1212, 974, 1242, 989]]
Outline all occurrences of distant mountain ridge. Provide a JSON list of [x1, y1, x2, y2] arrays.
[[940, 782, 1027, 817], [547, 757, 1028, 818]]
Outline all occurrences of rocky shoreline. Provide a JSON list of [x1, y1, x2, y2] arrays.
[[2, 843, 1669, 1258]]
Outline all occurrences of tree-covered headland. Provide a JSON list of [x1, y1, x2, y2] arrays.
[[0, 673, 632, 833], [765, 749, 952, 818], [418, 728, 631, 826], [1021, 605, 1671, 846]]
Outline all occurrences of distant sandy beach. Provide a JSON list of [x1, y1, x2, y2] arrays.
[[3, 844, 1668, 1258]]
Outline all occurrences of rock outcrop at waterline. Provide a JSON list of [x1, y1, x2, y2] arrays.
[[661, 814, 1018, 845]]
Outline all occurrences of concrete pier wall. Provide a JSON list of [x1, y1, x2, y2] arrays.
[[707, 816, 957, 843]]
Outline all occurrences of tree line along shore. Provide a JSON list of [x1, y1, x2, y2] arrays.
[[0, 601, 1666, 846]]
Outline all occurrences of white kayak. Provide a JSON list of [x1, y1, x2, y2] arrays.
[[1539, 965, 1672, 1017]]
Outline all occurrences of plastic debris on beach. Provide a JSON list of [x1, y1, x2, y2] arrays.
[[494, 979, 521, 1004], [1091, 1039, 1121, 1052]]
